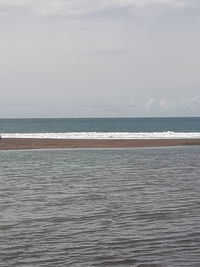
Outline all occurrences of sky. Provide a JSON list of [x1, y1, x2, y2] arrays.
[[0, 0, 200, 118]]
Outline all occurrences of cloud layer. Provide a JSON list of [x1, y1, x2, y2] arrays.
[[0, 0, 192, 17], [0, 0, 199, 117]]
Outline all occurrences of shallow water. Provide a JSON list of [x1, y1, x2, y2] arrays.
[[0, 147, 200, 266]]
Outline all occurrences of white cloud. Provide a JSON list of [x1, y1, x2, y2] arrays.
[[146, 96, 200, 111], [146, 98, 157, 110]]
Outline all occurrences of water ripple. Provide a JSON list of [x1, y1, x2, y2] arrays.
[[0, 147, 200, 266]]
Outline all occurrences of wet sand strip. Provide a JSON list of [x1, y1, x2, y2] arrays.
[[0, 138, 200, 150]]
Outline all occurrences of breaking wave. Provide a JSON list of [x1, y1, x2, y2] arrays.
[[1, 131, 200, 139]]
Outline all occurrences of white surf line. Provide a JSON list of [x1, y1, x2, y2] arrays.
[[1, 132, 200, 139]]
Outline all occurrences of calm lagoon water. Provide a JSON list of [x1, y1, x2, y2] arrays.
[[0, 146, 200, 266]]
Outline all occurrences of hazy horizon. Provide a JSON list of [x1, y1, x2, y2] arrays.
[[0, 116, 200, 120]]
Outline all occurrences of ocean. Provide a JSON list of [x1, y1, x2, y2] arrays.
[[0, 117, 200, 139], [0, 117, 200, 267]]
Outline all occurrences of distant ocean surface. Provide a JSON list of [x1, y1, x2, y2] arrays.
[[0, 147, 200, 266], [0, 117, 200, 139]]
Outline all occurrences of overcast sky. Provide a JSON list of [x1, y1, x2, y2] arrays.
[[0, 0, 200, 118]]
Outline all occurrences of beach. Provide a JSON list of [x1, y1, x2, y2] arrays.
[[0, 138, 200, 150]]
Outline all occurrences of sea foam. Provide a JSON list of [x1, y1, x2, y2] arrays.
[[1, 132, 200, 139]]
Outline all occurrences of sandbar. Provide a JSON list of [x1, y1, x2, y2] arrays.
[[0, 138, 200, 150]]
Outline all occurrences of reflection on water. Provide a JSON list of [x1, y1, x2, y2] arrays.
[[0, 147, 200, 267]]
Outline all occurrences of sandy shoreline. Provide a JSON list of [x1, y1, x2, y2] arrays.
[[0, 138, 200, 150]]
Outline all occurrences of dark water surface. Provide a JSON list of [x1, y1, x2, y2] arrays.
[[0, 147, 200, 266], [0, 117, 200, 133]]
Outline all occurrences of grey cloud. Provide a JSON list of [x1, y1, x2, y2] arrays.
[[0, 0, 195, 18], [81, 49, 129, 57], [0, 0, 200, 118]]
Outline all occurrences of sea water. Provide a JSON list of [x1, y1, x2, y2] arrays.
[[0, 117, 200, 266], [0, 147, 200, 267], [0, 117, 200, 139]]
